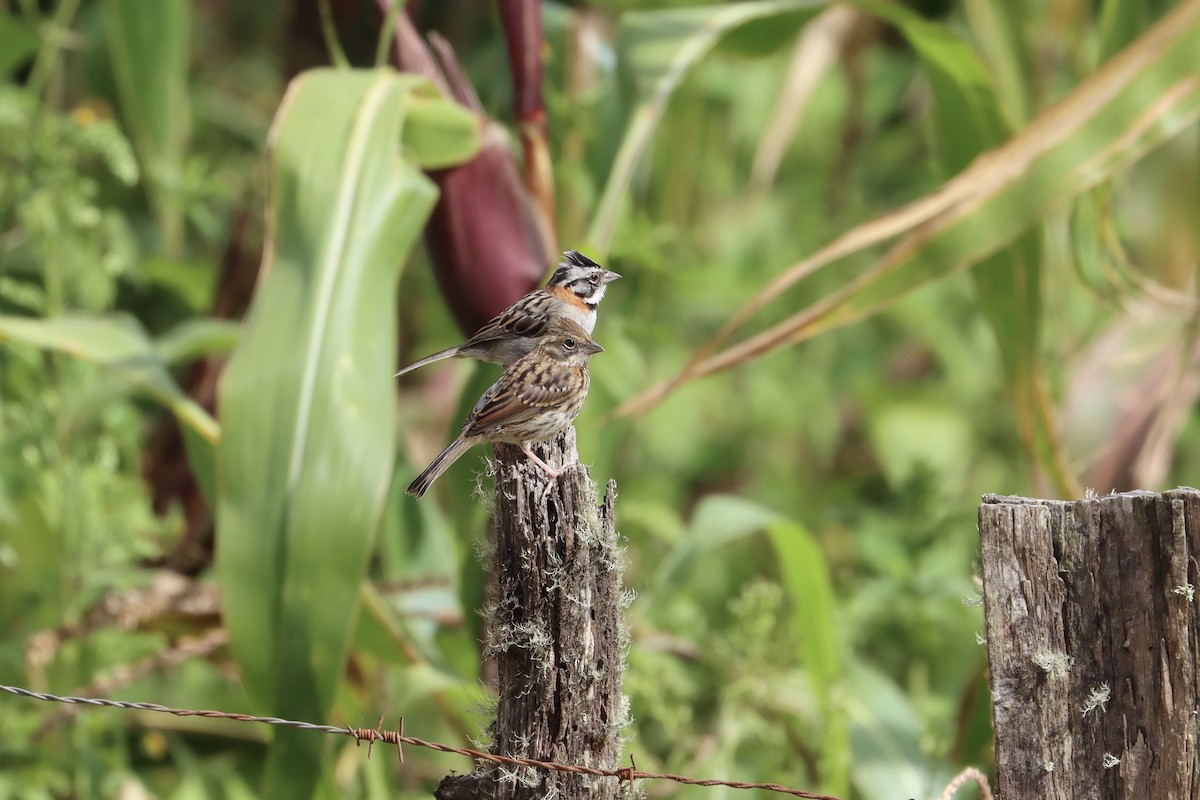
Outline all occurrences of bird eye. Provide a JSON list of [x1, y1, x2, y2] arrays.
[[563, 338, 577, 350]]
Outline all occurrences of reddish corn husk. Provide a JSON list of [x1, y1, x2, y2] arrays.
[[425, 125, 549, 334], [382, 3, 553, 334], [497, 0, 543, 121], [496, 0, 557, 240]]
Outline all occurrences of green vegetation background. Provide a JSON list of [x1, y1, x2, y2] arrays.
[[1, 1, 1198, 798]]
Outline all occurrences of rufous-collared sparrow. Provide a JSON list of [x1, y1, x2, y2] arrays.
[[406, 318, 604, 498], [395, 250, 620, 377]]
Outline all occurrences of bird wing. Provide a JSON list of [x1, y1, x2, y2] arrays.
[[462, 366, 579, 438], [460, 291, 557, 347], [462, 385, 540, 437]]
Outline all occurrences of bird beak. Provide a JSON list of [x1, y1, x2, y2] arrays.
[[584, 340, 605, 355], [602, 270, 622, 283]]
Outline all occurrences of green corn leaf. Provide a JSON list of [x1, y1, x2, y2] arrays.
[[590, 0, 826, 252], [401, 90, 483, 169], [155, 318, 240, 365], [617, 1, 1200, 421], [0, 12, 38, 79], [100, 0, 190, 255], [0, 314, 217, 444], [215, 69, 437, 799], [649, 494, 782, 604], [767, 521, 849, 797], [845, 662, 932, 799], [860, 0, 1060, 489]]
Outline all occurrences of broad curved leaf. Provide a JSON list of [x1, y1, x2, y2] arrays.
[[768, 521, 848, 796], [863, 0, 1068, 490], [0, 314, 217, 443], [101, 0, 190, 255], [215, 69, 438, 799]]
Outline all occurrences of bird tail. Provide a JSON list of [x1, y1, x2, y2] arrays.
[[406, 437, 475, 498], [394, 346, 461, 378]]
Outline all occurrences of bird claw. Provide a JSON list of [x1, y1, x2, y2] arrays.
[[538, 462, 584, 498], [520, 445, 580, 499]]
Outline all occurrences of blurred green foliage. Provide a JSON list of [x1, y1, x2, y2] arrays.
[[2, 1, 1199, 799]]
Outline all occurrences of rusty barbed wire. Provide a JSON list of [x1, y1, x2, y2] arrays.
[[937, 767, 993, 800], [1, 683, 842, 799], [32, 629, 231, 740]]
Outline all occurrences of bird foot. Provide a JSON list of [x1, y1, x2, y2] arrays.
[[538, 462, 586, 498], [520, 446, 580, 498]]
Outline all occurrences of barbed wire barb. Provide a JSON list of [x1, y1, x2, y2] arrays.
[[2, 682, 842, 800], [397, 716, 405, 764], [364, 715, 383, 761], [618, 752, 639, 788]]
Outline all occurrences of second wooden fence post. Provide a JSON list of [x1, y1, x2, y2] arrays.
[[979, 489, 1200, 799]]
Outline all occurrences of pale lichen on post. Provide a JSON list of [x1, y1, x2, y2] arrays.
[[980, 489, 1200, 800], [1080, 683, 1110, 716], [437, 427, 626, 800], [1032, 649, 1074, 680]]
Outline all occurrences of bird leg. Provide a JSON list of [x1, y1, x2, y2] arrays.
[[520, 444, 578, 497]]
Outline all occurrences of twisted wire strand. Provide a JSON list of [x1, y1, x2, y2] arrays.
[[2, 683, 841, 799]]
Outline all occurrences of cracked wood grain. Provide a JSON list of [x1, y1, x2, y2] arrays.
[[980, 489, 1200, 800], [437, 427, 624, 800]]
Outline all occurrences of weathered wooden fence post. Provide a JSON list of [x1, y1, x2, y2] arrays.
[[979, 489, 1200, 799], [437, 428, 625, 800]]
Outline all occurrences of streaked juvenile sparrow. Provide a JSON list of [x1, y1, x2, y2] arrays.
[[395, 250, 620, 377], [406, 319, 604, 499]]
